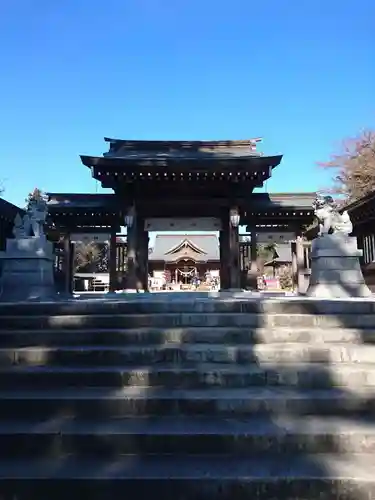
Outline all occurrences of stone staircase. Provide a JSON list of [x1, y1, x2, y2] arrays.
[[0, 296, 375, 499]]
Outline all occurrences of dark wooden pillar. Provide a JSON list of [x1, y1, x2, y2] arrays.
[[69, 242, 74, 293], [63, 234, 73, 294], [219, 216, 230, 290], [125, 218, 139, 290], [291, 241, 298, 290], [250, 231, 257, 270], [144, 233, 149, 291], [136, 218, 149, 291], [229, 220, 240, 289], [243, 229, 258, 290], [296, 235, 304, 293], [109, 228, 117, 292], [220, 208, 241, 290]]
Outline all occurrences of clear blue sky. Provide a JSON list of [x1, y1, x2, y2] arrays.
[[0, 0, 374, 207]]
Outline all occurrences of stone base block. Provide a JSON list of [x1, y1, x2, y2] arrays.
[[241, 270, 258, 291], [306, 282, 372, 298], [5, 237, 53, 257], [305, 234, 372, 298], [0, 237, 57, 302]]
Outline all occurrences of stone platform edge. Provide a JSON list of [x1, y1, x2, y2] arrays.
[[0, 292, 375, 315]]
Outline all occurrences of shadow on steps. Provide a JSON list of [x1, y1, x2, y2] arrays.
[[0, 297, 374, 499]]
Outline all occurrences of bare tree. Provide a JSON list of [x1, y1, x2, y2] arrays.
[[256, 243, 277, 273], [74, 242, 101, 272], [318, 129, 375, 202], [257, 243, 277, 258]]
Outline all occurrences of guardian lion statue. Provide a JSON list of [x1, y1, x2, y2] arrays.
[[13, 191, 49, 240], [313, 195, 353, 236]]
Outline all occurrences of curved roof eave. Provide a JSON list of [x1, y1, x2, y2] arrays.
[[80, 154, 283, 169]]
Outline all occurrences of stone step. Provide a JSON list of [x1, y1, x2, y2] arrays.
[[0, 454, 374, 499], [0, 326, 373, 347], [2, 363, 375, 390], [1, 312, 375, 330], [0, 387, 374, 419], [3, 344, 375, 367], [1, 296, 375, 316], [1, 415, 375, 457]]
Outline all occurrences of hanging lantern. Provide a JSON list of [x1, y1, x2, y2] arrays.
[[124, 206, 135, 228], [230, 207, 240, 228]]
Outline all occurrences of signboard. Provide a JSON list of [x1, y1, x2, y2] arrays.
[[70, 233, 110, 244], [145, 217, 222, 231], [256, 232, 295, 244]]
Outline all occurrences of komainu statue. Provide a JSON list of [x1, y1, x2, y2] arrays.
[[13, 189, 49, 240], [312, 195, 353, 236], [2, 189, 55, 302]]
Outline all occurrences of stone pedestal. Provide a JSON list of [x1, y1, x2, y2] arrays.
[[241, 269, 258, 291], [0, 237, 56, 301], [306, 234, 372, 298]]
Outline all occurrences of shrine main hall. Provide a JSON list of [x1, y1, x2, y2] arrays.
[[1, 137, 318, 293]]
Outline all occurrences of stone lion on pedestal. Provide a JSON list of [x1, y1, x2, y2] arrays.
[[13, 190, 49, 240], [313, 195, 353, 237]]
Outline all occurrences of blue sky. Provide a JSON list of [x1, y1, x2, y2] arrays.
[[0, 0, 374, 208]]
